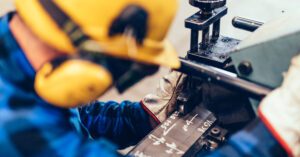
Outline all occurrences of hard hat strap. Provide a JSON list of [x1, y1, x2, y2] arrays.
[[39, 0, 89, 47]]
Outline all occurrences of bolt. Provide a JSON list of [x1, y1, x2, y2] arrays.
[[238, 61, 253, 75], [211, 127, 221, 136], [219, 55, 226, 60]]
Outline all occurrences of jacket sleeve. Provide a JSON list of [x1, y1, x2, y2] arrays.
[[78, 101, 153, 149], [203, 119, 287, 157]]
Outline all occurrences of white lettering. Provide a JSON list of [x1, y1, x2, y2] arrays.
[[183, 114, 198, 132], [197, 119, 213, 133], [148, 134, 166, 146], [165, 142, 184, 155], [133, 151, 152, 157], [163, 123, 177, 136]]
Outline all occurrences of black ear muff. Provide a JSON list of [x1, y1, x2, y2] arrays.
[[115, 63, 159, 93], [109, 5, 148, 44], [48, 56, 69, 70]]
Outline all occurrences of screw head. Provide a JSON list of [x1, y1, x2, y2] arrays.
[[211, 127, 221, 136], [238, 61, 253, 75]]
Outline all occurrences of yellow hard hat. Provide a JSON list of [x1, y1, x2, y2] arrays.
[[15, 0, 179, 108], [15, 0, 180, 68]]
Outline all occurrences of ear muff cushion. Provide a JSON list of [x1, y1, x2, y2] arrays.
[[35, 59, 113, 108]]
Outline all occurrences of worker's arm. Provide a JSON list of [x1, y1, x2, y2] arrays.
[[1, 122, 122, 157], [0, 106, 124, 157], [78, 101, 153, 149]]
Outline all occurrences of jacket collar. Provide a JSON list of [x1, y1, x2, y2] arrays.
[[0, 12, 35, 91]]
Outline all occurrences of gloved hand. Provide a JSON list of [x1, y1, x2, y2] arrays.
[[141, 71, 186, 124], [259, 55, 300, 157], [141, 69, 255, 130]]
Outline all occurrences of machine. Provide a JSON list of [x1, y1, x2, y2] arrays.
[[128, 0, 300, 156]]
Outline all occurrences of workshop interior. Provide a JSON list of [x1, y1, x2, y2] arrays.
[[0, 0, 300, 157]]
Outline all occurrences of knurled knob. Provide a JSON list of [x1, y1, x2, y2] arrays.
[[189, 0, 226, 12]]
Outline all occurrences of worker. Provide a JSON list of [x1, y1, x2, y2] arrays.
[[0, 0, 179, 156], [1, 0, 299, 156]]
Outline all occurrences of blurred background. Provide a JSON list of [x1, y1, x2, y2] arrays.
[[1, 0, 300, 102]]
